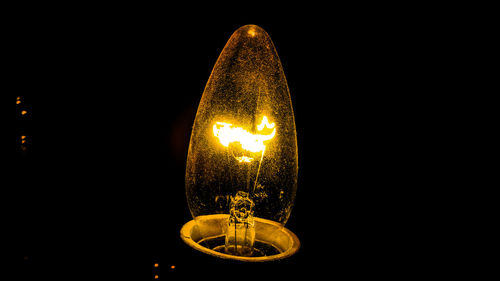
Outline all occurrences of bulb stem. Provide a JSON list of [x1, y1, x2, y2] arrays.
[[225, 191, 255, 256]]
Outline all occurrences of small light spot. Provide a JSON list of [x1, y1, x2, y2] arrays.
[[22, 140, 26, 144], [154, 274, 159, 279], [154, 263, 159, 268], [170, 265, 175, 269], [21, 110, 27, 115], [248, 29, 256, 37], [21, 135, 26, 140]]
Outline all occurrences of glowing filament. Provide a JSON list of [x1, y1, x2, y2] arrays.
[[213, 116, 276, 156], [236, 156, 253, 163]]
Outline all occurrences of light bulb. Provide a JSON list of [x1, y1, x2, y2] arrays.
[[180, 24, 299, 261]]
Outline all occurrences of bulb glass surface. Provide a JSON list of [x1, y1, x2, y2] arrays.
[[185, 25, 298, 257]]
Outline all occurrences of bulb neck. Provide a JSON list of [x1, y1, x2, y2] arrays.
[[225, 191, 256, 256]]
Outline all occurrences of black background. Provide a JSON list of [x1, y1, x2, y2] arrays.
[[12, 13, 443, 279]]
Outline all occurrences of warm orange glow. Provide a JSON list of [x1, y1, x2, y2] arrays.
[[170, 265, 175, 269], [154, 263, 158, 268], [257, 116, 275, 131], [21, 110, 27, 115], [213, 116, 276, 159], [21, 136, 26, 139], [184, 25, 299, 261], [154, 274, 159, 279]]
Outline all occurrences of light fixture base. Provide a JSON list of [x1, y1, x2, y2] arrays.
[[180, 214, 300, 262]]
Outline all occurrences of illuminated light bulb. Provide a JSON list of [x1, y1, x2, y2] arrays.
[[180, 24, 299, 261]]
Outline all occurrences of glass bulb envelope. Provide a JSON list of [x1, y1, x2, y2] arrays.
[[181, 25, 299, 261]]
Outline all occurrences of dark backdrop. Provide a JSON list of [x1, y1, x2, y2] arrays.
[[13, 17, 436, 279]]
